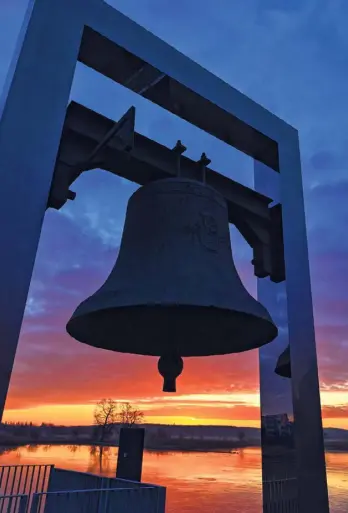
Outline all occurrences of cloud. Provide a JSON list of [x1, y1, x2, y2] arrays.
[[322, 405, 348, 419]]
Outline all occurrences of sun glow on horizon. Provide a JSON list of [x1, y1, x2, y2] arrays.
[[3, 389, 348, 429]]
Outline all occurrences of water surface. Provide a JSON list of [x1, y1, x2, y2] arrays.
[[0, 445, 346, 512]]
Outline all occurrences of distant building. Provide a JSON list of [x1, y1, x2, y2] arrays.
[[262, 414, 293, 438]]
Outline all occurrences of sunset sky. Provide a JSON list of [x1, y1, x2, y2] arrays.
[[1, 0, 348, 430]]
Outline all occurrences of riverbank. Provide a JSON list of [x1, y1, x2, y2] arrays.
[[0, 439, 347, 453], [0, 439, 114, 448], [324, 441, 348, 452], [0, 439, 249, 453]]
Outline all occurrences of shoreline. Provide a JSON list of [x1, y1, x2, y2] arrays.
[[0, 440, 347, 454], [0, 439, 246, 453]]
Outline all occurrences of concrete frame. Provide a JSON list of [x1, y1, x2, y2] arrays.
[[0, 0, 329, 511]]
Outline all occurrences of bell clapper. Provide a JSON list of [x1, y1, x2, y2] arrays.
[[158, 355, 184, 393]]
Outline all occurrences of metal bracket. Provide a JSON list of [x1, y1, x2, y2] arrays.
[[48, 101, 285, 283], [48, 105, 135, 210]]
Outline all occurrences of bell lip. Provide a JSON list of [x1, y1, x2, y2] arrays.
[[66, 304, 278, 358], [274, 348, 291, 378], [275, 345, 291, 378], [275, 364, 292, 379]]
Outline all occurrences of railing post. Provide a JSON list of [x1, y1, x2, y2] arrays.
[[29, 494, 40, 513], [116, 427, 145, 482], [18, 495, 29, 513], [156, 487, 166, 513]]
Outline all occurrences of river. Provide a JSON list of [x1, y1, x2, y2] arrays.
[[0, 445, 347, 512]]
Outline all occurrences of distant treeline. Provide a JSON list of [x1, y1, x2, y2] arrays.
[[0, 422, 257, 450], [0, 422, 347, 452]]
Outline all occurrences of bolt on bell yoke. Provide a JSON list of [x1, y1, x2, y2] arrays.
[[66, 144, 278, 392]]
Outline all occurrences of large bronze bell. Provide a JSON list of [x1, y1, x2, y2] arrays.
[[275, 344, 291, 378], [67, 178, 278, 391]]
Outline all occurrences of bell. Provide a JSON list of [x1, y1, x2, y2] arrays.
[[275, 345, 291, 378], [67, 177, 278, 390]]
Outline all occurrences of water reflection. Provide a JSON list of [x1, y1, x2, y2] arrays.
[[67, 445, 79, 453], [87, 445, 113, 475], [27, 444, 39, 453], [0, 445, 346, 513]]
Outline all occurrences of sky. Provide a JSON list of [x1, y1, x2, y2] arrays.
[[1, 0, 348, 429]]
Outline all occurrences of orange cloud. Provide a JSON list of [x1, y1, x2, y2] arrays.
[[322, 405, 348, 419]]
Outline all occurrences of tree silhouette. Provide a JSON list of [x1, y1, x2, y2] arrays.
[[118, 402, 144, 428], [94, 398, 118, 442]]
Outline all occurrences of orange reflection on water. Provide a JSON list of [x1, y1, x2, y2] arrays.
[[0, 445, 262, 512], [325, 451, 348, 506], [0, 445, 346, 513]]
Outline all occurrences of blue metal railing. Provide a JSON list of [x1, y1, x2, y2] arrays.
[[263, 477, 298, 513], [30, 487, 164, 513], [0, 464, 166, 513], [0, 494, 29, 513], [0, 465, 52, 513], [48, 467, 160, 491]]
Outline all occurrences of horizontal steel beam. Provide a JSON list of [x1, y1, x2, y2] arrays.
[[78, 26, 281, 172], [54, 102, 272, 217]]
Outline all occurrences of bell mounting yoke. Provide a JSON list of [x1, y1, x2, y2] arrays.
[[49, 100, 285, 284]]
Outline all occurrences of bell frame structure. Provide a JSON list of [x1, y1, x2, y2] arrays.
[[0, 1, 329, 512]]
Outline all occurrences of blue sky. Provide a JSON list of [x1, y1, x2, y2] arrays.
[[1, 0, 348, 426]]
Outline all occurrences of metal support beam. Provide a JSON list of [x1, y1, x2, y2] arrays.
[[78, 24, 282, 171], [0, 0, 86, 423], [256, 154, 329, 513], [48, 104, 135, 209]]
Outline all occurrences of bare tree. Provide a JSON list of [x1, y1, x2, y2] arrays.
[[118, 402, 144, 428], [94, 398, 118, 442]]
